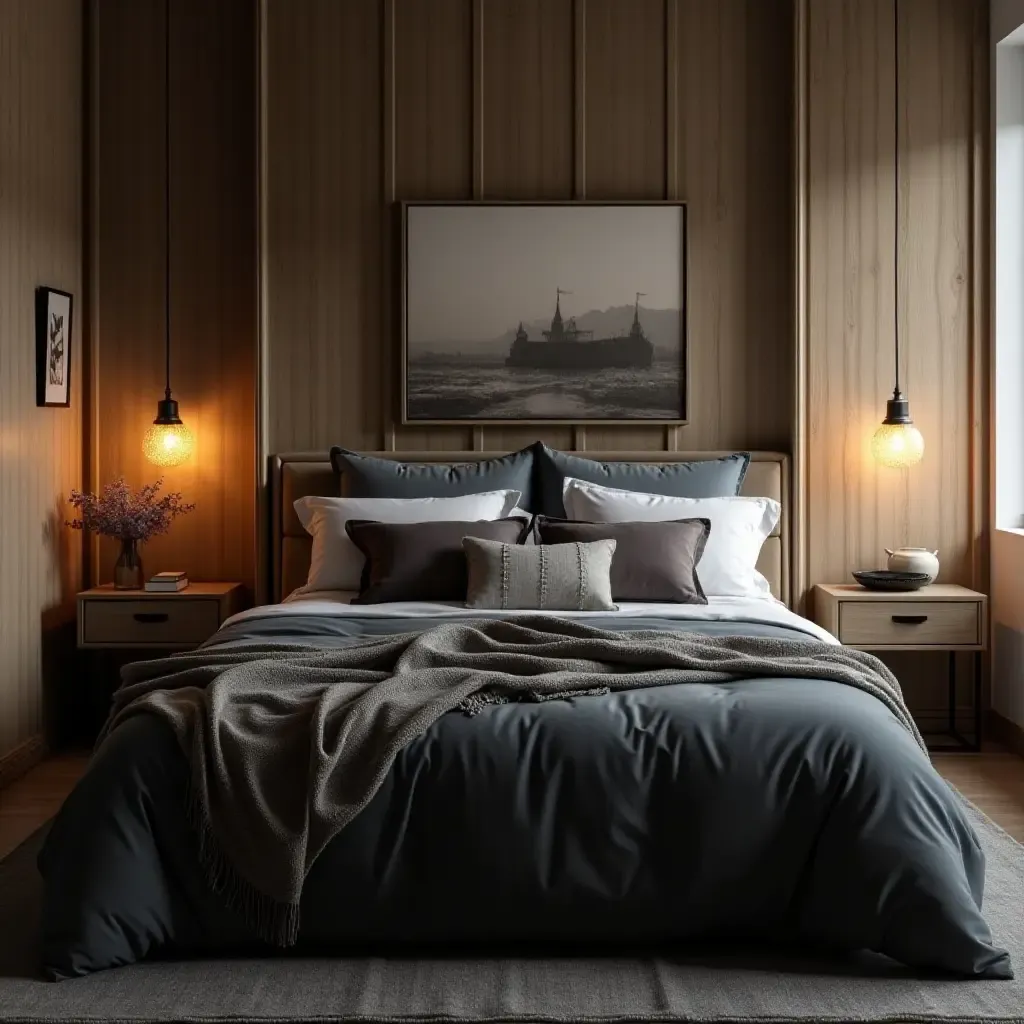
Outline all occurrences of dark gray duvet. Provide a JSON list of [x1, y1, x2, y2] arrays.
[[38, 610, 1012, 980]]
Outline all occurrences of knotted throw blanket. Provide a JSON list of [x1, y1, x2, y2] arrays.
[[100, 616, 925, 948]]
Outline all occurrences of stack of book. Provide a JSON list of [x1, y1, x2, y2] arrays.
[[144, 571, 189, 593]]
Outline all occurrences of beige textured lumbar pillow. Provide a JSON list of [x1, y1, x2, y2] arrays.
[[463, 536, 617, 611]]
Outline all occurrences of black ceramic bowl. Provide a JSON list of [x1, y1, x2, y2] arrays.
[[852, 569, 931, 592]]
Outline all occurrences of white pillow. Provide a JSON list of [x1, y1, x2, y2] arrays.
[[562, 477, 779, 599], [293, 489, 522, 594]]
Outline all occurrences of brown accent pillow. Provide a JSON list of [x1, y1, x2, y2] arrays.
[[345, 517, 531, 604], [532, 516, 711, 604]]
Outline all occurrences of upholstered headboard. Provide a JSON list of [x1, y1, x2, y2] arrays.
[[269, 451, 792, 607]]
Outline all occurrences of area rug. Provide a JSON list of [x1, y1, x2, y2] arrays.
[[1, 798, 1022, 1024]]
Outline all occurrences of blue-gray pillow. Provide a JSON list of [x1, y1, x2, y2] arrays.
[[535, 444, 750, 518], [330, 443, 539, 512]]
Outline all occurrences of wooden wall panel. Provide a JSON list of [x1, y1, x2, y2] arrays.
[[477, 0, 575, 456], [805, 0, 978, 592], [258, 0, 984, 631], [481, 0, 574, 200], [582, 0, 667, 452], [392, 0, 475, 453], [92, 0, 257, 595], [263, 0, 383, 453], [675, 0, 793, 455], [262, 0, 795, 463], [0, 0, 83, 758], [583, 0, 666, 201], [802, 0, 983, 713]]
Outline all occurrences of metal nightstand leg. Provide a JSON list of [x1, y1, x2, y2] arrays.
[[948, 652, 956, 736], [940, 651, 981, 753], [973, 650, 983, 751]]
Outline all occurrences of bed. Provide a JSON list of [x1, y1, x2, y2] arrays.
[[37, 450, 1012, 981]]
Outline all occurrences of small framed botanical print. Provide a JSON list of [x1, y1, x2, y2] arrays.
[[36, 287, 73, 407]]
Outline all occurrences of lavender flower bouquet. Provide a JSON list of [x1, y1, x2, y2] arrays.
[[67, 478, 195, 589]]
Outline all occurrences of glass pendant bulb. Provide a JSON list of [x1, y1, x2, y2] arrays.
[[872, 391, 924, 468], [143, 420, 194, 467], [872, 421, 924, 468], [143, 392, 194, 467]]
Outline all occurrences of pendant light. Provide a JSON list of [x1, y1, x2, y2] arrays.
[[872, 0, 924, 468], [143, 0, 194, 468]]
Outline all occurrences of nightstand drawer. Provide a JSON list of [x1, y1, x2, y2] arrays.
[[81, 598, 222, 647], [838, 600, 980, 647]]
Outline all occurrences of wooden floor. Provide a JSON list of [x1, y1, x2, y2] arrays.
[[0, 754, 89, 860], [1, 748, 1023, 861]]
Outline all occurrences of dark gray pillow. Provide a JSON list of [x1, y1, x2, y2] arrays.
[[344, 517, 530, 604], [533, 516, 711, 604], [331, 443, 539, 512], [535, 445, 749, 518], [464, 536, 617, 611]]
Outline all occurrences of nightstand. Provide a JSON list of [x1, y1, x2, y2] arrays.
[[74, 583, 247, 743], [78, 582, 246, 650], [813, 583, 987, 751]]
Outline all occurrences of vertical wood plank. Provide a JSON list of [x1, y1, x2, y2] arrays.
[[583, 0, 665, 200], [480, 0, 574, 454], [664, 0, 679, 453], [392, 0, 474, 452], [482, 0, 573, 201], [85, 0, 101, 586], [650, 0, 792, 456], [472, 0, 484, 200], [972, 0, 991, 711], [263, 0, 384, 455], [170, 0, 258, 594], [665, 0, 679, 204], [574, 0, 586, 200], [969, 0, 988, 598], [471, 0, 485, 451], [382, 0, 396, 450], [260, 1, 795, 463], [93, 0, 164, 587], [0, 0, 83, 755], [94, 0, 258, 594], [584, 0, 666, 451], [903, 0, 972, 588], [805, 0, 976, 631], [794, 0, 810, 609]]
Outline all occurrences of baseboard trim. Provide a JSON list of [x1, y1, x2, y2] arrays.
[[0, 734, 48, 790], [987, 709, 1024, 757]]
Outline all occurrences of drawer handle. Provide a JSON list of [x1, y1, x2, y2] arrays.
[[891, 614, 928, 625], [133, 612, 169, 624]]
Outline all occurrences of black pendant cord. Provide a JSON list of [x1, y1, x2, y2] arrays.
[[164, 0, 172, 401], [892, 0, 901, 401]]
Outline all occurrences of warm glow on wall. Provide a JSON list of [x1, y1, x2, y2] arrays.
[[871, 420, 924, 469], [143, 419, 195, 467]]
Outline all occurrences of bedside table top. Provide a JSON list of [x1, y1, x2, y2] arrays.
[[79, 582, 243, 600], [814, 583, 985, 602]]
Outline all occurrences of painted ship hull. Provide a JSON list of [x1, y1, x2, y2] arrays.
[[505, 335, 653, 370]]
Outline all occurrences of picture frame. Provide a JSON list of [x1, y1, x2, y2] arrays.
[[401, 201, 688, 426], [36, 286, 73, 408]]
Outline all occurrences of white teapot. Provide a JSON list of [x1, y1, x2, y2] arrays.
[[884, 547, 939, 581]]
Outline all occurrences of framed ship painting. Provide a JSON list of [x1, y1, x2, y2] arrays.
[[401, 201, 687, 425]]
